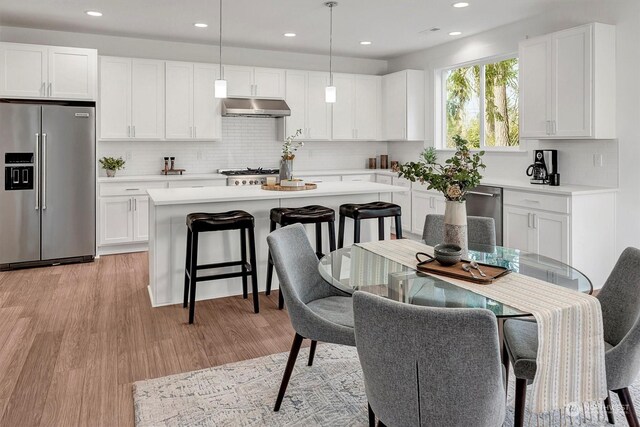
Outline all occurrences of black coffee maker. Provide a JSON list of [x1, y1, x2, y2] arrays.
[[526, 150, 558, 185]]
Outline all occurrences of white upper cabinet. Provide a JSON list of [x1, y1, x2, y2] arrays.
[[332, 74, 356, 140], [382, 70, 424, 141], [284, 70, 331, 140], [165, 61, 221, 140], [193, 63, 222, 140], [519, 23, 616, 139], [0, 42, 96, 100], [100, 57, 164, 140], [332, 74, 382, 140], [224, 65, 285, 98]]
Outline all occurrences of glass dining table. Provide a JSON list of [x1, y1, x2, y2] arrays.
[[318, 242, 593, 318]]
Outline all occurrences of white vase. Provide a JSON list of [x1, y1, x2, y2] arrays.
[[106, 169, 116, 177], [444, 200, 467, 252]]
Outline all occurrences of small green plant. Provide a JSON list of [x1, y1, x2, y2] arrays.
[[282, 129, 304, 160], [396, 135, 485, 202], [99, 156, 126, 171]]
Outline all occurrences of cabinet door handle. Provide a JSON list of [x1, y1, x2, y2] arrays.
[[194, 126, 197, 138], [132, 126, 136, 137], [127, 125, 131, 137], [552, 121, 556, 135], [125, 188, 140, 191], [41, 82, 45, 97], [48, 82, 52, 97], [527, 213, 532, 228], [134, 198, 137, 211], [129, 199, 132, 211], [532, 213, 537, 229]]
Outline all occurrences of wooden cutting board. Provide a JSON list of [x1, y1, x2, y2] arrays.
[[417, 260, 510, 285], [261, 183, 317, 191]]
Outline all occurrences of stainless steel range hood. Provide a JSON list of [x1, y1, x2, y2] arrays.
[[221, 98, 291, 118]]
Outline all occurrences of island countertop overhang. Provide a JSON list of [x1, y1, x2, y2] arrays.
[[147, 181, 409, 206]]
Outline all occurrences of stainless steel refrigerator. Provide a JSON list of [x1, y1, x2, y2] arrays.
[[0, 101, 95, 270]]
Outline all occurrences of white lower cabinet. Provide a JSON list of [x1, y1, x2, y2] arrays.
[[391, 177, 412, 232], [411, 190, 446, 235], [503, 189, 615, 288], [376, 175, 393, 203], [99, 196, 134, 245], [99, 195, 147, 245]]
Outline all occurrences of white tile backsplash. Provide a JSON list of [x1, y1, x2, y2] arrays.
[[98, 117, 388, 176]]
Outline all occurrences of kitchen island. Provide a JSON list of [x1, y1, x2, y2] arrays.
[[146, 181, 408, 307]]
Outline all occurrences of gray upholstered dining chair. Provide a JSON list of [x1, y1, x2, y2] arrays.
[[353, 291, 506, 427], [504, 247, 640, 427], [266, 223, 355, 412], [422, 214, 496, 247]]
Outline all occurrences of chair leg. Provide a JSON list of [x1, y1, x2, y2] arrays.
[[308, 340, 317, 366], [265, 221, 277, 296], [616, 387, 639, 427], [240, 227, 248, 299], [183, 229, 192, 308], [328, 220, 336, 252], [247, 225, 259, 314], [514, 378, 527, 427], [368, 403, 375, 427], [605, 392, 615, 424], [338, 214, 346, 248], [188, 231, 199, 324], [354, 219, 361, 244], [394, 215, 403, 239], [315, 222, 323, 258], [274, 333, 304, 412], [502, 344, 510, 399], [378, 217, 385, 240], [278, 289, 284, 310]]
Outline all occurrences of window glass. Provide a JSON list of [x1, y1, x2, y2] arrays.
[[444, 57, 519, 149]]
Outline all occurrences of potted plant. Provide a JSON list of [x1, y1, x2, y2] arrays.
[[280, 129, 304, 182], [396, 135, 485, 251], [99, 156, 126, 177]]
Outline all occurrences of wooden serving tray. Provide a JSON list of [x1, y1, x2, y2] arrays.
[[417, 260, 510, 285], [261, 183, 318, 191]]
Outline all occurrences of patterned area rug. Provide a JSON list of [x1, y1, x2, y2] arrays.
[[133, 344, 639, 426]]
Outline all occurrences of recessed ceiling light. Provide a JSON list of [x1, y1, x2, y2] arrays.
[[283, 33, 296, 37], [449, 31, 462, 36], [85, 10, 103, 17], [194, 23, 208, 28], [452, 2, 469, 7], [360, 41, 372, 45]]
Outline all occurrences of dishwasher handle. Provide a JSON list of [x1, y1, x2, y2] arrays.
[[467, 190, 498, 197]]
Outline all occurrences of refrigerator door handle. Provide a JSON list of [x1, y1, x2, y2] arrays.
[[42, 133, 47, 210], [35, 133, 40, 210]]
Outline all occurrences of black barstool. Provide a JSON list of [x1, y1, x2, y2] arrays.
[[183, 210, 258, 324], [338, 202, 403, 248], [266, 205, 336, 309]]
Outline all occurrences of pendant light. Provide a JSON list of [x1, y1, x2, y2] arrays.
[[325, 1, 338, 103], [214, 0, 227, 98]]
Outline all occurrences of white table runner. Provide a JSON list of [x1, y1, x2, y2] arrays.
[[355, 239, 607, 414]]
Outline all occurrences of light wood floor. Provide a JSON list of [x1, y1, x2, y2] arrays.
[[0, 252, 295, 426]]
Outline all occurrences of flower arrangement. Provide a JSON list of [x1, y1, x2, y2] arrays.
[[396, 135, 486, 202], [99, 156, 126, 171], [282, 129, 304, 160]]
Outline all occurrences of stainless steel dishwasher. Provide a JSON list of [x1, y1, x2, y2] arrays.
[[466, 185, 503, 245]]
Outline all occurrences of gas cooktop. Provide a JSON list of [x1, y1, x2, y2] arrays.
[[218, 168, 279, 176]]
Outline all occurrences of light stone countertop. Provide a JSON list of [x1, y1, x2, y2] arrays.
[[147, 181, 408, 206]]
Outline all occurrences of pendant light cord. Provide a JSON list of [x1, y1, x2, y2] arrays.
[[329, 3, 333, 86], [219, 0, 223, 79]]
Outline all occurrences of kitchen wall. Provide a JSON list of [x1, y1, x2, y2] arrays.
[[386, 0, 640, 253], [97, 118, 388, 176]]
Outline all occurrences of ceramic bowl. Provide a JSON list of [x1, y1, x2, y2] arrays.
[[433, 243, 463, 266]]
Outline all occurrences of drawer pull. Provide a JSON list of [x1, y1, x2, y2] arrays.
[[523, 199, 540, 203], [125, 188, 141, 191]]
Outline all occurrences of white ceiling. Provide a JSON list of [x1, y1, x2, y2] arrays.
[[0, 0, 589, 59]]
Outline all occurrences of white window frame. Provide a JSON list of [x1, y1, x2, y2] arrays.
[[434, 53, 520, 151]]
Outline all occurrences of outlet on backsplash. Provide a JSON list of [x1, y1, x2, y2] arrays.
[[593, 153, 604, 167]]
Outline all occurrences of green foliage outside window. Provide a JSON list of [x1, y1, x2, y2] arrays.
[[445, 58, 519, 149]]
